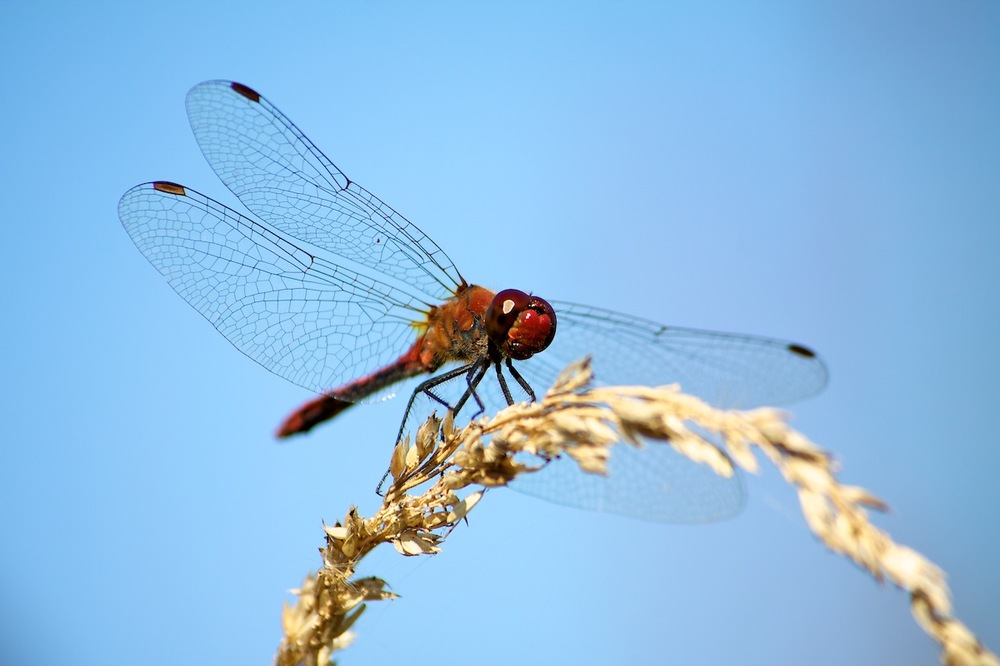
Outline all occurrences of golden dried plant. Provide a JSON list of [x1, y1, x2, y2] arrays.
[[274, 359, 997, 666]]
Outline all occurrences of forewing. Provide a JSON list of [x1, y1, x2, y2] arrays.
[[184, 80, 463, 303], [524, 301, 828, 409], [508, 301, 827, 523], [118, 182, 424, 395]]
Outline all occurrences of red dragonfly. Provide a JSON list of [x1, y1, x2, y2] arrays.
[[119, 81, 827, 523]]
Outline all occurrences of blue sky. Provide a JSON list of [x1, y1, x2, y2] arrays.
[[3, 2, 998, 665]]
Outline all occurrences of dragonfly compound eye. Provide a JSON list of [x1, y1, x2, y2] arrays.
[[486, 289, 557, 360]]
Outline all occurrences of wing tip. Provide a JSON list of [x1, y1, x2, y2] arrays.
[[230, 82, 261, 103], [786, 343, 816, 359], [152, 181, 186, 196]]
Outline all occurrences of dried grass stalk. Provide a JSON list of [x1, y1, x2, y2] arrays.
[[274, 359, 997, 666]]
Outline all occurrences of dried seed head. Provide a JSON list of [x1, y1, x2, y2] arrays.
[[276, 361, 995, 666]]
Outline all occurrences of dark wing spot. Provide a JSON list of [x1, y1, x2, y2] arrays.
[[230, 82, 261, 103], [152, 181, 186, 196], [787, 343, 816, 358]]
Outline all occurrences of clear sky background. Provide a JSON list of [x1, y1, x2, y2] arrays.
[[3, 3, 998, 665]]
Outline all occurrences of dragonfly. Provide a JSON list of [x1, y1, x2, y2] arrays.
[[119, 80, 828, 523]]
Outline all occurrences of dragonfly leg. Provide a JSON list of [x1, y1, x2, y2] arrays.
[[378, 359, 488, 496], [494, 360, 515, 406], [393, 362, 479, 444], [455, 361, 490, 420], [505, 357, 536, 402]]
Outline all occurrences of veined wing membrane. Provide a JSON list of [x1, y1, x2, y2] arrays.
[[511, 438, 747, 524], [524, 301, 828, 409], [508, 302, 826, 523], [118, 181, 427, 395], [185, 80, 463, 304]]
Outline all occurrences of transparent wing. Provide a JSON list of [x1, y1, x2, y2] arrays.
[[118, 182, 427, 395], [184, 80, 463, 304], [524, 301, 828, 409], [512, 442, 747, 524], [507, 301, 828, 523]]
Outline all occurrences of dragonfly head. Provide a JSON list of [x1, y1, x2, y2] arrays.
[[485, 289, 557, 360]]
